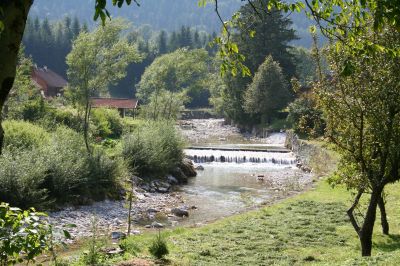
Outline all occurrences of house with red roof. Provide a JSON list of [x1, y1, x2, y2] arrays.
[[31, 66, 67, 98], [90, 97, 139, 117]]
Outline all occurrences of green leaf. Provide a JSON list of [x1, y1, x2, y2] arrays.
[[64, 223, 77, 228], [231, 43, 239, 54], [63, 230, 72, 239]]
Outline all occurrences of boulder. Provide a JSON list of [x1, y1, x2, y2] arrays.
[[171, 207, 189, 217], [132, 230, 141, 235], [166, 175, 179, 185], [151, 180, 171, 193], [170, 167, 188, 184], [151, 222, 164, 228], [111, 231, 126, 240], [195, 165, 204, 170], [179, 159, 197, 178]]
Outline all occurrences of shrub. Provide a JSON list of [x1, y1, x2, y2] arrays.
[[148, 232, 169, 259], [122, 120, 185, 178], [44, 107, 82, 132], [3, 120, 50, 150], [40, 126, 90, 203], [0, 203, 50, 265], [91, 108, 123, 139], [0, 149, 49, 209], [19, 97, 49, 121], [42, 126, 125, 204], [287, 97, 325, 138], [81, 217, 106, 266], [0, 123, 125, 208], [86, 149, 126, 200], [121, 118, 144, 134]]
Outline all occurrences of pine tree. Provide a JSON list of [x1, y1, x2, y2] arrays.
[[158, 30, 168, 54], [168, 31, 178, 52], [233, 0, 298, 78], [193, 30, 200, 49], [81, 22, 89, 33], [71, 16, 81, 39], [243, 55, 290, 124], [40, 18, 54, 64]]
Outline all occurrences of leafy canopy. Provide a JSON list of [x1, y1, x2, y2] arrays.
[[137, 48, 213, 107], [66, 19, 141, 106]]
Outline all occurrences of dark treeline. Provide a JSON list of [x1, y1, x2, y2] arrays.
[[110, 25, 218, 97], [23, 16, 88, 78], [23, 17, 217, 98]]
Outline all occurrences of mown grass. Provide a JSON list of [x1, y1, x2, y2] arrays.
[[118, 181, 400, 265]]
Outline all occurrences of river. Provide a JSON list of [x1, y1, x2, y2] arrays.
[[49, 119, 312, 239]]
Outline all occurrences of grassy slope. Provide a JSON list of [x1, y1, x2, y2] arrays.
[[121, 180, 400, 265]]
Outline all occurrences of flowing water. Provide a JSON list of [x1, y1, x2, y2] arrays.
[[170, 131, 312, 226]]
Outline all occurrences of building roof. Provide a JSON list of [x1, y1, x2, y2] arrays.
[[32, 66, 67, 88], [90, 97, 138, 109]]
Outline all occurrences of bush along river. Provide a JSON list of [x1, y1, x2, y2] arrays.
[[48, 119, 312, 240]]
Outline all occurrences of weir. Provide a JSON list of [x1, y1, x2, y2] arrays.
[[184, 148, 297, 165]]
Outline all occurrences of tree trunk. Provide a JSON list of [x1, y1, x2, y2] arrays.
[[83, 98, 92, 154], [378, 193, 389, 235], [359, 189, 381, 256], [0, 1, 33, 154], [127, 177, 135, 236]]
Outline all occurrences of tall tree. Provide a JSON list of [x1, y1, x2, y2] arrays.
[[218, 1, 297, 126], [137, 48, 214, 108], [243, 55, 290, 124], [318, 26, 400, 257], [233, 1, 298, 78], [157, 30, 168, 54], [66, 19, 141, 153], [71, 16, 81, 39]]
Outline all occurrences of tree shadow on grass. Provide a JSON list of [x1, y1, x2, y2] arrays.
[[374, 234, 400, 252]]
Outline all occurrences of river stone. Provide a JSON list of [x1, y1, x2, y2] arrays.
[[171, 207, 189, 217], [147, 208, 159, 213], [111, 231, 126, 240], [151, 222, 164, 228], [195, 165, 204, 170], [132, 230, 141, 235], [180, 159, 197, 178], [171, 167, 188, 184], [104, 247, 124, 256], [166, 175, 179, 185]]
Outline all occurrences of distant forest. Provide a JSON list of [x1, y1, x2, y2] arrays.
[[23, 16, 217, 97], [29, 0, 314, 47]]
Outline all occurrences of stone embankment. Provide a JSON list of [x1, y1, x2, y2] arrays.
[[285, 131, 337, 177]]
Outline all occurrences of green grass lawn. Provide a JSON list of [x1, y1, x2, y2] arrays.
[[118, 181, 400, 265]]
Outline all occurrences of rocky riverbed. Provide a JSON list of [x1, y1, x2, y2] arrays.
[[48, 189, 194, 241]]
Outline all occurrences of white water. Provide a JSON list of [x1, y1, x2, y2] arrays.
[[185, 149, 297, 165]]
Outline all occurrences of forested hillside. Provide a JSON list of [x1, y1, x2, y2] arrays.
[[29, 0, 314, 47]]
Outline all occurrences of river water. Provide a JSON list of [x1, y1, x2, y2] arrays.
[[170, 123, 312, 226]]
